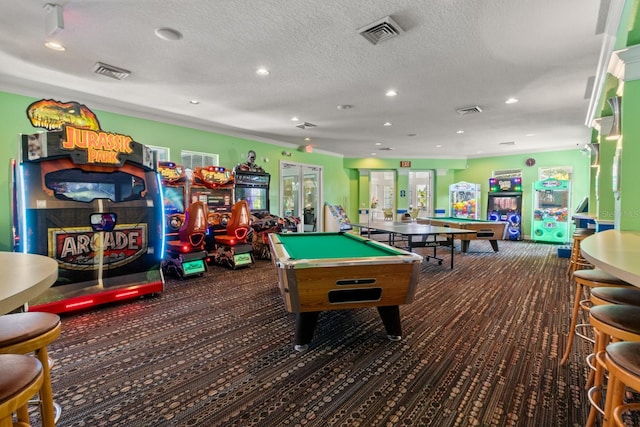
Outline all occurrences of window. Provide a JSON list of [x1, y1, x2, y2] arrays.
[[147, 145, 170, 162], [181, 150, 219, 170]]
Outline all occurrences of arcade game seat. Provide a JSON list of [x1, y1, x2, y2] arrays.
[[162, 201, 209, 279], [213, 200, 255, 269]]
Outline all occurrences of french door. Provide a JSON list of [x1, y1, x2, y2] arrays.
[[280, 161, 323, 232]]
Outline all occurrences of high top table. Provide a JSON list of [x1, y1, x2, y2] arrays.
[[0, 252, 59, 314], [580, 229, 640, 287]]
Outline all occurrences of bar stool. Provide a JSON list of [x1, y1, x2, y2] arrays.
[[605, 342, 640, 426], [567, 228, 594, 277], [0, 354, 44, 427], [0, 312, 62, 427], [591, 287, 640, 308], [586, 305, 640, 426], [560, 269, 633, 365]]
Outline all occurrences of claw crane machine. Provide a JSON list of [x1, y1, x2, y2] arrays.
[[532, 178, 570, 243], [449, 181, 481, 219]]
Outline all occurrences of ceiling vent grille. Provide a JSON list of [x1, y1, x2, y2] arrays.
[[296, 122, 317, 130], [499, 141, 516, 146], [358, 16, 404, 45], [379, 147, 394, 151], [93, 62, 131, 80], [455, 105, 483, 115]]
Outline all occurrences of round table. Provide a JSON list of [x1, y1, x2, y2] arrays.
[[580, 229, 640, 287], [0, 252, 59, 314]]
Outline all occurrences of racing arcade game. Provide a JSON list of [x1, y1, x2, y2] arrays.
[[13, 128, 165, 313], [157, 161, 208, 279]]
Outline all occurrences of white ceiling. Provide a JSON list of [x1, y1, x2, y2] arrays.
[[0, 1, 610, 159]]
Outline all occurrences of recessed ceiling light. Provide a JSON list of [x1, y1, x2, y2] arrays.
[[189, 100, 200, 104], [155, 27, 183, 41], [256, 67, 270, 76], [525, 133, 535, 137], [456, 130, 465, 134], [375, 142, 382, 146], [436, 145, 442, 148], [505, 97, 518, 104], [385, 90, 398, 97], [291, 116, 299, 121], [383, 122, 392, 127], [304, 137, 310, 141], [371, 153, 377, 156], [337, 104, 353, 110], [45, 41, 65, 51]]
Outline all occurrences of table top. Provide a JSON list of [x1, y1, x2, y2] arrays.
[[352, 221, 476, 236], [0, 252, 59, 314], [269, 232, 422, 266], [420, 217, 503, 223], [580, 230, 640, 287]]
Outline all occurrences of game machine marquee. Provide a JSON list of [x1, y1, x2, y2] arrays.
[[487, 177, 522, 240], [13, 107, 165, 313], [532, 178, 570, 243], [449, 181, 481, 219], [157, 161, 208, 279]]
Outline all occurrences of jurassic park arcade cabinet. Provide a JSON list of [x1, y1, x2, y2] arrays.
[[13, 124, 165, 314]]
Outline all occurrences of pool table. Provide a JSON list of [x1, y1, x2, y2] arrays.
[[418, 217, 507, 252], [268, 232, 423, 351]]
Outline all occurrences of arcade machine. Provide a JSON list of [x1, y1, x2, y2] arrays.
[[157, 161, 208, 279], [532, 178, 571, 243], [13, 128, 165, 313], [449, 181, 481, 219], [191, 165, 254, 268], [487, 177, 523, 240], [233, 168, 288, 259]]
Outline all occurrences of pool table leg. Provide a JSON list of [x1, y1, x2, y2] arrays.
[[461, 240, 470, 253], [489, 240, 499, 252], [377, 305, 402, 341], [294, 311, 320, 351]]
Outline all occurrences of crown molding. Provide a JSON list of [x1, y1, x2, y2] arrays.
[[609, 44, 640, 81]]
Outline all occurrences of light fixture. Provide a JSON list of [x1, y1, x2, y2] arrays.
[[256, 67, 270, 76], [505, 97, 518, 104], [383, 122, 392, 127], [281, 151, 292, 157], [290, 116, 299, 121], [155, 27, 183, 41], [337, 104, 353, 110], [189, 100, 200, 104], [44, 41, 65, 51], [586, 143, 600, 167], [385, 90, 397, 97], [606, 96, 621, 140], [456, 130, 464, 134]]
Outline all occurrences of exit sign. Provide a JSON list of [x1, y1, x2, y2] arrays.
[[400, 160, 411, 168]]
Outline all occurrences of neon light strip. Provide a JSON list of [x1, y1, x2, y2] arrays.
[[157, 171, 166, 260], [17, 163, 28, 253], [65, 300, 95, 309]]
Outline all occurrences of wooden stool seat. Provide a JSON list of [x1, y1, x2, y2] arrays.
[[591, 287, 640, 307], [0, 354, 44, 427], [586, 305, 640, 426], [560, 269, 633, 365], [0, 313, 61, 427], [606, 342, 640, 426]]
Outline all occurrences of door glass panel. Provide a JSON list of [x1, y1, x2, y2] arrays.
[[280, 162, 323, 232]]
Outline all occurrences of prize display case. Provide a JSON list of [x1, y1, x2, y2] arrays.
[[449, 181, 481, 219], [487, 177, 523, 240], [532, 178, 570, 243]]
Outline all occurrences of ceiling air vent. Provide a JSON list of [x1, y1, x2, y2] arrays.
[[379, 147, 394, 151], [499, 141, 516, 146], [296, 122, 317, 130], [358, 16, 404, 45], [93, 62, 131, 80], [455, 105, 483, 115]]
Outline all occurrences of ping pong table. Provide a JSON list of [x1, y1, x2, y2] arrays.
[[351, 221, 476, 269]]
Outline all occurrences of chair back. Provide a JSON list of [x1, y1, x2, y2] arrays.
[[179, 201, 209, 247], [227, 200, 251, 241]]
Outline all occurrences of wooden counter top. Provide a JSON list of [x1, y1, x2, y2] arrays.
[[580, 230, 640, 287], [0, 252, 59, 314]]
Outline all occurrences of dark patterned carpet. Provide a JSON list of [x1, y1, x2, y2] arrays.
[[43, 239, 593, 426]]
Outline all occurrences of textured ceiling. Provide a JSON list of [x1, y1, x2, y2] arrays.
[[0, 1, 609, 159]]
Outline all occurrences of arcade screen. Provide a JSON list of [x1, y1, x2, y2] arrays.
[[235, 187, 267, 211], [190, 188, 232, 212], [487, 196, 519, 211], [162, 186, 185, 215], [45, 169, 145, 203]]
